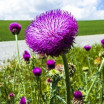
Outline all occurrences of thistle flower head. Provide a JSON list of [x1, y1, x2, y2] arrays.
[[23, 50, 31, 61], [9, 22, 21, 35], [47, 59, 55, 70], [46, 78, 52, 83], [32, 67, 42, 76], [101, 39, 104, 48], [73, 91, 83, 99], [72, 91, 83, 104], [19, 97, 26, 104], [8, 93, 15, 99], [25, 9, 78, 56], [101, 39, 104, 44], [84, 45, 91, 51]]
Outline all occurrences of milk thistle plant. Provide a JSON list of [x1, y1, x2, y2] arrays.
[[25, 9, 78, 104], [9, 22, 21, 67], [2, 10, 104, 104], [9, 23, 26, 98]]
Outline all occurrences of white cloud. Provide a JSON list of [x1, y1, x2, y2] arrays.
[[62, 0, 104, 20], [0, 0, 104, 20]]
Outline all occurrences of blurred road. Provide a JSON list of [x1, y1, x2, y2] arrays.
[[0, 34, 104, 65]]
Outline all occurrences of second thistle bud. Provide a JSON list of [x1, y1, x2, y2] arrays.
[[84, 45, 91, 51], [19, 96, 26, 104], [46, 78, 52, 84], [46, 59, 55, 70], [101, 39, 104, 48], [8, 93, 15, 99], [23, 50, 31, 61], [72, 91, 83, 104], [32, 67, 42, 76]]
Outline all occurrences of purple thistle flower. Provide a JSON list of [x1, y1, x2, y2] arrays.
[[47, 59, 55, 70], [73, 91, 83, 100], [101, 39, 104, 48], [8, 93, 15, 99], [101, 39, 104, 44], [46, 78, 52, 83], [32, 67, 42, 76], [19, 97, 26, 104], [23, 50, 31, 61], [25, 9, 78, 56], [9, 22, 21, 35], [84, 45, 91, 51]]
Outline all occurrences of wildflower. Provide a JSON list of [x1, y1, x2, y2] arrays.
[[19, 96, 26, 104], [101, 39, 104, 44], [101, 39, 104, 48], [94, 57, 101, 65], [9, 22, 21, 35], [32, 67, 42, 76], [46, 78, 52, 84], [8, 93, 15, 99], [25, 9, 78, 56], [23, 50, 31, 61], [74, 91, 83, 99], [72, 91, 83, 104], [55, 64, 63, 72], [47, 59, 55, 70], [84, 45, 91, 51]]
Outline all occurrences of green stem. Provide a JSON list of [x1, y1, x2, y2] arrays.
[[62, 53, 70, 104], [41, 59, 43, 66], [85, 58, 104, 101], [101, 66, 104, 103], [100, 72, 103, 104], [49, 83, 53, 104], [87, 52, 91, 73], [103, 68, 104, 103], [15, 34, 21, 67], [15, 34, 26, 96], [13, 66, 17, 92], [3, 68, 8, 97], [0, 88, 1, 103], [26, 63, 33, 103], [85, 72, 88, 93]]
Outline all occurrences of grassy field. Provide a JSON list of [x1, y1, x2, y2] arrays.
[[0, 20, 104, 41], [0, 44, 104, 104]]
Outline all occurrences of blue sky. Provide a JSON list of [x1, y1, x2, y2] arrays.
[[0, 0, 104, 20], [97, 0, 104, 10]]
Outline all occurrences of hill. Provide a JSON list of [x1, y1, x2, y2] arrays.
[[0, 20, 104, 41]]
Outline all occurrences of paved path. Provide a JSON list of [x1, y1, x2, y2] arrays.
[[0, 34, 104, 65]]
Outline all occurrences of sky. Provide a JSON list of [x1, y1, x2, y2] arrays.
[[0, 0, 104, 20]]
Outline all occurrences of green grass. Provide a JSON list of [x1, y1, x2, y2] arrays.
[[0, 44, 104, 104], [78, 20, 104, 35], [0, 20, 104, 41]]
